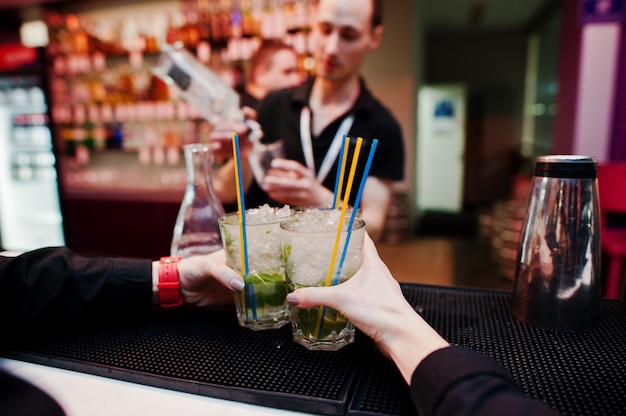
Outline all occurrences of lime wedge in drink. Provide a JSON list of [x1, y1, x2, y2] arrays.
[[296, 306, 348, 339], [320, 310, 347, 336]]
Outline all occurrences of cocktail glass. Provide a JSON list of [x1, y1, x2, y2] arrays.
[[249, 140, 284, 186], [280, 209, 366, 350], [219, 205, 293, 330]]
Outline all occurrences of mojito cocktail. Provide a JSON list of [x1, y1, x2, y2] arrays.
[[219, 205, 292, 330], [280, 209, 366, 350]]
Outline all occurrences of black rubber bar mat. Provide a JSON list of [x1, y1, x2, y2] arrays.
[[2, 284, 625, 416], [347, 284, 626, 416], [3, 307, 367, 415]]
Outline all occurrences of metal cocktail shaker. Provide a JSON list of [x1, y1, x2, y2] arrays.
[[510, 155, 600, 332]]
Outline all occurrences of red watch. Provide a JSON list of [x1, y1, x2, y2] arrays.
[[158, 256, 183, 308]]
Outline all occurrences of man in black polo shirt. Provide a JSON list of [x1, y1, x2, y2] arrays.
[[212, 0, 405, 242]]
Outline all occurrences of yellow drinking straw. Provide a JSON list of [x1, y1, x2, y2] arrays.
[[324, 137, 362, 287], [232, 132, 256, 319], [314, 137, 363, 339], [333, 137, 351, 209], [231, 132, 248, 276]]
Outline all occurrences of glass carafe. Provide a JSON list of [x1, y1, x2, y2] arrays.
[[171, 143, 225, 258]]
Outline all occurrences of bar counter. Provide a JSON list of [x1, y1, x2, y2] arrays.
[[2, 284, 625, 416]]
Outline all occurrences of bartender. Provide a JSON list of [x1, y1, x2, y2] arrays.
[[210, 0, 405, 243]]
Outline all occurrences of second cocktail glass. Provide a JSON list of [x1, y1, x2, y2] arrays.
[[280, 209, 366, 351], [219, 205, 293, 330]]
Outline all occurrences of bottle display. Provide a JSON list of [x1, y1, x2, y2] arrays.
[[44, 0, 313, 200], [171, 143, 224, 257]]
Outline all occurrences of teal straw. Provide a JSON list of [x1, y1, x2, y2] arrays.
[[233, 133, 256, 319], [332, 139, 378, 286]]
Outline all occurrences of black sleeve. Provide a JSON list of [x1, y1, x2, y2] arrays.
[[367, 115, 405, 182], [0, 247, 152, 343], [255, 88, 294, 145], [0, 369, 65, 416], [410, 346, 561, 416]]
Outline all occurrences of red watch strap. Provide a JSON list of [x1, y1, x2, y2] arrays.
[[158, 256, 183, 308]]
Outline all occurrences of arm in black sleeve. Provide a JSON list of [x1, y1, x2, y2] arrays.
[[410, 346, 561, 416], [0, 247, 152, 341]]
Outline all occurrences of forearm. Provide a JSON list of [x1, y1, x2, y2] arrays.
[[410, 346, 561, 416], [0, 247, 152, 337], [384, 303, 450, 384]]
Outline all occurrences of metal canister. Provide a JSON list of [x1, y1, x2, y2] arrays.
[[510, 155, 600, 332]]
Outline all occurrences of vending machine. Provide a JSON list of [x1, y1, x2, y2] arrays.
[[0, 71, 65, 251]]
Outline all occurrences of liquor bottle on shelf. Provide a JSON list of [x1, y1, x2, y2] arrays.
[[156, 101, 181, 166], [241, 0, 261, 39], [166, 11, 184, 46], [209, 2, 231, 51], [82, 107, 95, 151], [55, 105, 76, 158], [108, 105, 124, 150], [115, 62, 134, 103], [183, 9, 201, 49], [121, 103, 140, 151], [148, 74, 170, 102], [138, 102, 158, 165], [72, 104, 90, 165], [88, 104, 107, 151], [151, 101, 169, 165], [99, 103, 114, 147], [128, 50, 151, 101], [66, 13, 90, 55]]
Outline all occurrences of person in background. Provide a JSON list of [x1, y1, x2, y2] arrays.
[[286, 234, 562, 416], [239, 40, 303, 110], [210, 0, 405, 243], [217, 40, 303, 214]]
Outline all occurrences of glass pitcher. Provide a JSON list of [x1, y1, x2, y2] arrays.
[[171, 143, 225, 258]]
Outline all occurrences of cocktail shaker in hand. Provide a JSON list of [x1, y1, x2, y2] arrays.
[[152, 43, 243, 125], [151, 43, 262, 142], [511, 155, 601, 332]]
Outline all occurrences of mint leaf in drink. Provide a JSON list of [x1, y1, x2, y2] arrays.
[[282, 244, 292, 262], [246, 271, 287, 307]]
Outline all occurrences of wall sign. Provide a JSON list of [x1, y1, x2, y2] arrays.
[[581, 0, 625, 23], [0, 44, 38, 71]]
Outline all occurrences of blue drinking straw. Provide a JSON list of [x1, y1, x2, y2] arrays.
[[332, 139, 378, 286], [232, 133, 256, 319]]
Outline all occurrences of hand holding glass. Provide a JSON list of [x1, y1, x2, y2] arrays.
[[280, 209, 366, 351], [219, 206, 292, 330]]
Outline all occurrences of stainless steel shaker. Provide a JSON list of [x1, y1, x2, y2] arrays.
[[510, 155, 600, 332]]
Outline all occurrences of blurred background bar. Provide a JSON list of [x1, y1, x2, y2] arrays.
[[0, 0, 623, 297]]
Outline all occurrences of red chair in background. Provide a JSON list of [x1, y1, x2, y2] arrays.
[[597, 163, 626, 299]]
